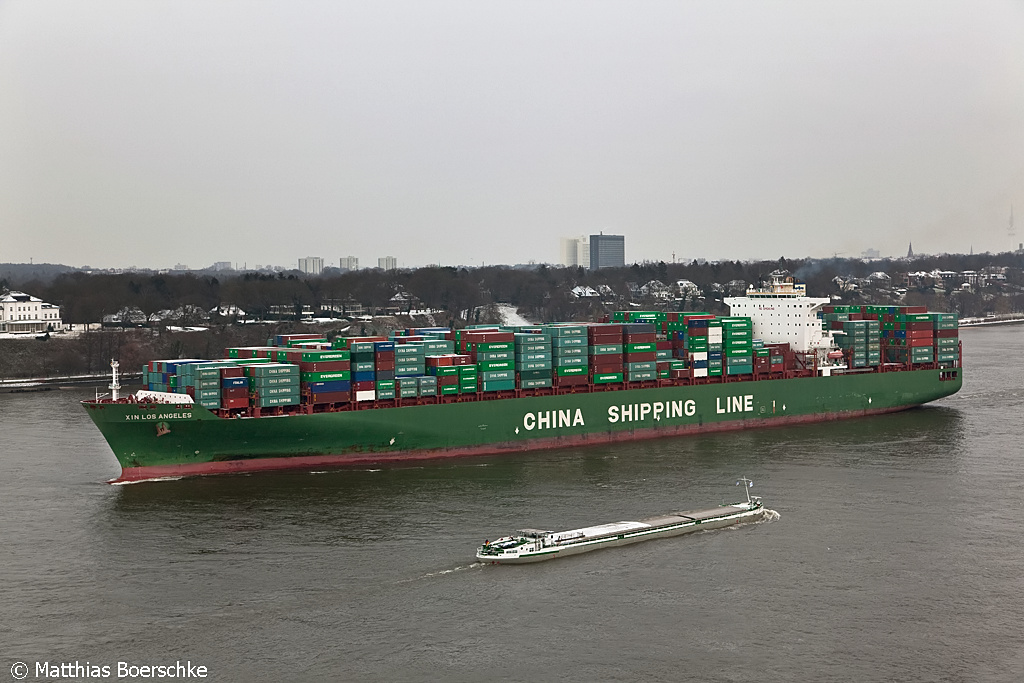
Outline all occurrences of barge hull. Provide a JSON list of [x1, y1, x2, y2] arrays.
[[486, 506, 763, 564]]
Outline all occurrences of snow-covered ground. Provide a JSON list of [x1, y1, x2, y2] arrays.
[[496, 304, 532, 327]]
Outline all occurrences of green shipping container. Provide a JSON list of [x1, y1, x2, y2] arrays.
[[627, 370, 658, 381], [515, 351, 552, 361], [480, 379, 516, 392], [517, 368, 551, 381], [589, 344, 624, 355], [551, 336, 587, 348], [473, 341, 514, 352], [475, 350, 514, 361], [256, 385, 300, 397], [255, 395, 299, 407], [480, 370, 515, 381], [249, 376, 299, 388], [592, 372, 624, 384], [477, 360, 513, 371]]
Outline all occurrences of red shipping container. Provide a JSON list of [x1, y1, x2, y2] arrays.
[[437, 375, 458, 386], [589, 323, 624, 335], [307, 391, 350, 404], [935, 329, 959, 338], [623, 333, 657, 343], [553, 375, 588, 387], [656, 340, 672, 351], [588, 333, 621, 345], [686, 329, 708, 337], [906, 329, 934, 339], [375, 359, 396, 371], [374, 350, 395, 362], [343, 336, 388, 347], [908, 337, 933, 347], [426, 355, 454, 367], [592, 362, 624, 374], [451, 355, 472, 366], [462, 331, 515, 343], [220, 367, 245, 378], [906, 321, 932, 331], [222, 387, 248, 399], [354, 380, 376, 391], [222, 397, 249, 410], [624, 352, 657, 362]]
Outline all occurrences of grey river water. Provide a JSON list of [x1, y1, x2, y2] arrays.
[[1, 326, 1022, 682]]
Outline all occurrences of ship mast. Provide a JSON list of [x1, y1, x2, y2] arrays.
[[736, 476, 753, 504], [109, 359, 121, 401]]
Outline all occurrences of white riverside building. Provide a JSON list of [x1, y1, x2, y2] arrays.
[[0, 291, 63, 333], [724, 276, 832, 354]]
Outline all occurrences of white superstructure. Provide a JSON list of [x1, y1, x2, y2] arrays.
[[724, 273, 832, 353]]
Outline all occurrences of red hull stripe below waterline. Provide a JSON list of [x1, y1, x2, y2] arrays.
[[111, 404, 908, 483]]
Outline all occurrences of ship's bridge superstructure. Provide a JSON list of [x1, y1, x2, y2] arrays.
[[724, 274, 831, 353]]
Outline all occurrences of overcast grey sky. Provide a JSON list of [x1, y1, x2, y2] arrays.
[[1, 1, 1022, 270]]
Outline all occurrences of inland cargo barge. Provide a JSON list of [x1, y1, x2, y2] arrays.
[[83, 277, 962, 482], [476, 478, 765, 564]]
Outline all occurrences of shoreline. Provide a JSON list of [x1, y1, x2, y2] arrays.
[[1, 373, 143, 393]]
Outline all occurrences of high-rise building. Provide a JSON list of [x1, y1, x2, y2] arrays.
[[211, 261, 233, 271], [378, 256, 397, 271], [559, 236, 590, 268], [298, 257, 324, 275], [589, 233, 625, 270], [339, 256, 359, 271]]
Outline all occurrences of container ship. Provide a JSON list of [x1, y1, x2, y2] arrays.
[[82, 276, 962, 482]]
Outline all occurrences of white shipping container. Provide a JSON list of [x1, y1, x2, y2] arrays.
[[690, 351, 708, 361], [355, 390, 377, 402], [692, 368, 709, 378]]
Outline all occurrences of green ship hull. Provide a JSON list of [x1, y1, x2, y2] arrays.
[[83, 368, 962, 482]]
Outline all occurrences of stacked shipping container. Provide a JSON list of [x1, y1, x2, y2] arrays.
[[139, 306, 958, 413]]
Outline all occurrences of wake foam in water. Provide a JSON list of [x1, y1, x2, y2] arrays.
[[760, 508, 781, 522], [398, 563, 486, 583], [108, 476, 184, 485]]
